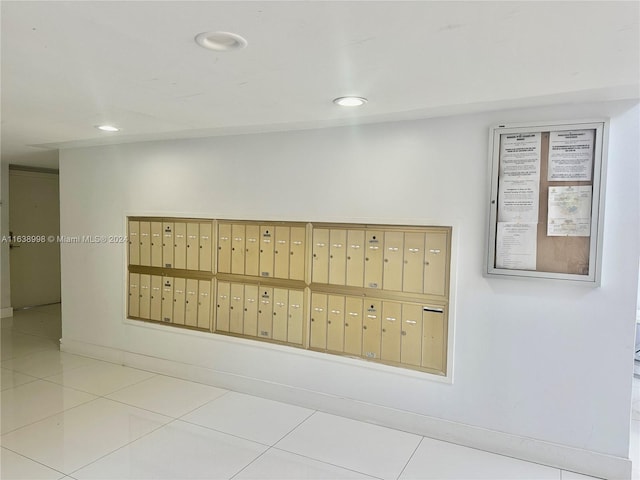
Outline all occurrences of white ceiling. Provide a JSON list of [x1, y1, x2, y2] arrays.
[[2, 1, 638, 168]]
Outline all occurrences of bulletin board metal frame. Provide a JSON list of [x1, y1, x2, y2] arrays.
[[486, 119, 608, 285]]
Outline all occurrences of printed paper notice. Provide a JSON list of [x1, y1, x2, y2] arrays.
[[548, 130, 594, 181], [500, 133, 541, 179], [498, 179, 539, 222], [547, 186, 592, 236], [496, 223, 537, 270]]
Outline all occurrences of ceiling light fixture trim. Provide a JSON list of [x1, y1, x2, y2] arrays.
[[195, 31, 248, 51], [333, 96, 368, 107]]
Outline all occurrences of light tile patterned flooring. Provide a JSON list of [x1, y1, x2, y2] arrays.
[[1, 305, 637, 479]]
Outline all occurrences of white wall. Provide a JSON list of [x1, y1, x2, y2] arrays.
[[59, 100, 639, 465]]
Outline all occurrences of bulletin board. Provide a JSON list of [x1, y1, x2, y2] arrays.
[[486, 120, 608, 285]]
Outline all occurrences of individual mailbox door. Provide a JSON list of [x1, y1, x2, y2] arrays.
[[217, 223, 231, 274], [197, 280, 212, 330], [344, 296, 363, 356], [199, 223, 213, 272], [274, 227, 290, 279], [259, 226, 275, 278], [329, 230, 347, 286], [231, 224, 246, 275], [400, 304, 422, 367], [128, 273, 140, 317], [287, 290, 304, 345], [244, 225, 260, 277], [185, 279, 199, 327], [382, 232, 404, 292], [272, 288, 289, 342], [150, 275, 162, 321], [215, 281, 230, 331], [424, 232, 448, 297], [161, 277, 173, 323], [363, 231, 383, 289], [362, 300, 382, 359], [186, 223, 199, 270], [129, 221, 140, 265], [326, 295, 345, 352], [174, 222, 187, 270], [311, 229, 329, 284], [151, 222, 163, 267], [257, 287, 273, 338], [162, 222, 174, 268], [172, 278, 186, 325], [346, 230, 365, 288], [229, 283, 244, 334], [139, 222, 151, 267], [381, 301, 402, 362], [243, 284, 259, 336], [309, 293, 327, 349], [422, 307, 445, 372], [139, 274, 151, 319], [289, 227, 306, 281], [403, 232, 425, 294]]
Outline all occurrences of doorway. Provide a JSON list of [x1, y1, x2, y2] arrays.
[[8, 167, 61, 308]]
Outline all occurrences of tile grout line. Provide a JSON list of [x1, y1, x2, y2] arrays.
[[263, 411, 385, 480], [1, 444, 68, 478], [228, 408, 382, 480], [395, 436, 424, 480], [67, 415, 180, 477], [0, 385, 99, 436]]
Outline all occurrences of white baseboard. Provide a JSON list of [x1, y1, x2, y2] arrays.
[[1, 307, 13, 318], [60, 337, 632, 480]]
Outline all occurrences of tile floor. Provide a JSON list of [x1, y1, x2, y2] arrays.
[[1, 305, 638, 480]]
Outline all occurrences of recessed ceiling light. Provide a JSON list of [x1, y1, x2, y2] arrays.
[[333, 96, 368, 107], [195, 31, 248, 51], [96, 125, 120, 132]]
